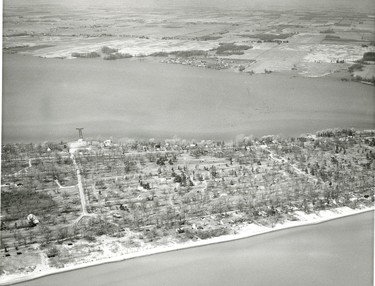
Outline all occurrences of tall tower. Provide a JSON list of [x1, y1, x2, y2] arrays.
[[76, 128, 84, 140]]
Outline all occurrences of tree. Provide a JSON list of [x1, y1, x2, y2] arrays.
[[40, 225, 52, 245], [47, 245, 59, 257], [28, 230, 36, 244], [57, 227, 69, 242], [14, 230, 25, 246]]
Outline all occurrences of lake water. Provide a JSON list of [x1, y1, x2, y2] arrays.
[[2, 54, 375, 143], [14, 211, 374, 286]]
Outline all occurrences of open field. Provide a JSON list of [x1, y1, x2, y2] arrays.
[[3, 1, 375, 77]]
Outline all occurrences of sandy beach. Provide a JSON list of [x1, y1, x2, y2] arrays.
[[1, 205, 373, 286], [2, 2, 374, 285]]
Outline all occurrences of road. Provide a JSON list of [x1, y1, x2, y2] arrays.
[[263, 146, 318, 183], [70, 153, 93, 223]]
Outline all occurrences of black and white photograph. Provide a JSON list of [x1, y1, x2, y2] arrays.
[[1, 0, 374, 285]]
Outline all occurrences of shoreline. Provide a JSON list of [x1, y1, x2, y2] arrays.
[[4, 53, 375, 144], [1, 206, 373, 286], [3, 55, 374, 143]]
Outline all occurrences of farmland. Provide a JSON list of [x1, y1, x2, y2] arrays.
[[1, 129, 374, 276], [3, 2, 375, 78], [2, 0, 375, 283]]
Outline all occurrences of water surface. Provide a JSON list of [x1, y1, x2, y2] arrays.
[[3, 54, 374, 142], [15, 211, 374, 286]]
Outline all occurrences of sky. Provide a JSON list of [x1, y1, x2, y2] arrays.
[[4, 0, 375, 12]]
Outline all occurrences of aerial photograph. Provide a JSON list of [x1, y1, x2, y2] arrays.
[[1, 0, 374, 285]]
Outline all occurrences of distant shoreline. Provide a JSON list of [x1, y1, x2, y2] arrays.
[[2, 4, 375, 285], [1, 206, 373, 286], [3, 54, 374, 144]]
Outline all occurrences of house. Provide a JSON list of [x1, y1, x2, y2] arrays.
[[68, 139, 88, 153]]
